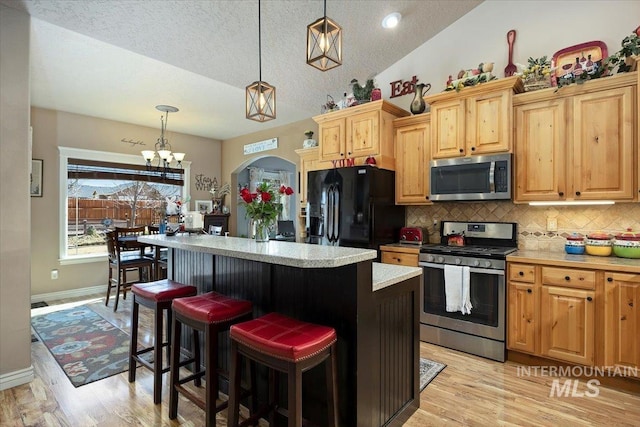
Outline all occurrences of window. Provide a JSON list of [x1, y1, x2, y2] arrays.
[[59, 147, 190, 262]]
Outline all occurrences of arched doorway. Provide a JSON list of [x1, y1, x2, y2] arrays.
[[230, 155, 296, 238]]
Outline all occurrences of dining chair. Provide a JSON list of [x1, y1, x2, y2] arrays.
[[147, 225, 168, 280], [209, 225, 223, 236], [105, 228, 154, 311]]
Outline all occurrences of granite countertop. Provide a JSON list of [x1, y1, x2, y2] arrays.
[[372, 262, 422, 292], [138, 234, 377, 268], [508, 250, 640, 273]]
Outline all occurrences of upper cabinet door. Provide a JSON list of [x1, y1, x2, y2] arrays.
[[572, 86, 635, 201], [467, 90, 511, 155], [395, 119, 430, 204], [347, 110, 379, 158], [319, 118, 345, 161], [431, 98, 465, 159], [514, 98, 567, 202]]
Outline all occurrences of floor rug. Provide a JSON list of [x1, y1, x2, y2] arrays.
[[420, 357, 446, 391], [31, 305, 132, 387]]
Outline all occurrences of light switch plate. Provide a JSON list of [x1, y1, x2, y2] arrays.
[[546, 217, 558, 232]]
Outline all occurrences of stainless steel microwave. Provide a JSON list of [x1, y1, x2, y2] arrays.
[[430, 153, 512, 201]]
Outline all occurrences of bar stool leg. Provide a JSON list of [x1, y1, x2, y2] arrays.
[[227, 339, 241, 427], [287, 363, 302, 427], [153, 303, 163, 404], [128, 297, 140, 383], [169, 315, 182, 420], [205, 323, 217, 427], [326, 344, 338, 427]]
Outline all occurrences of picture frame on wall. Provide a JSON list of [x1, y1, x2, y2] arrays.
[[195, 199, 213, 214], [31, 159, 43, 197]]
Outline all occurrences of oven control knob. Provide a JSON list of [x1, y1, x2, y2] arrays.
[[473, 260, 480, 267], [437, 256, 444, 263], [455, 258, 461, 265], [426, 255, 435, 262], [484, 260, 492, 268]]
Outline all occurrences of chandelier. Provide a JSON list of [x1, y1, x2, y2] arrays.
[[306, 0, 342, 71], [246, 0, 276, 122], [141, 105, 185, 171]]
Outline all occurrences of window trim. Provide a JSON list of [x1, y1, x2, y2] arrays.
[[59, 146, 191, 261]]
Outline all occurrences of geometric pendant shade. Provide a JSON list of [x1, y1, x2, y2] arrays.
[[306, 0, 342, 71], [246, 0, 276, 122]]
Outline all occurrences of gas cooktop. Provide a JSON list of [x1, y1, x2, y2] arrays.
[[419, 244, 517, 259]]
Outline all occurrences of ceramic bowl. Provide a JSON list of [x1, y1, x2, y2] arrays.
[[585, 238, 612, 247], [585, 244, 612, 257], [612, 244, 640, 258], [565, 245, 585, 255]]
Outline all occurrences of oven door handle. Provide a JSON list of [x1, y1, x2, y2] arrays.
[[419, 262, 504, 276]]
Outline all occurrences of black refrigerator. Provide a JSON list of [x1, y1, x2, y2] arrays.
[[306, 166, 405, 250]]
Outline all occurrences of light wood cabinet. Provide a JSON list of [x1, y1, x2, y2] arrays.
[[313, 100, 410, 170], [424, 76, 523, 159], [507, 263, 538, 354], [380, 245, 420, 267], [540, 285, 595, 366], [603, 272, 640, 377], [513, 73, 637, 203], [393, 114, 431, 204]]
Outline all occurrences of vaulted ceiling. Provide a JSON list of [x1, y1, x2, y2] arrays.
[[1, 0, 482, 139]]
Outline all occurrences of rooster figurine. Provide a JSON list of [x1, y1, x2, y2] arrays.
[[350, 78, 375, 102]]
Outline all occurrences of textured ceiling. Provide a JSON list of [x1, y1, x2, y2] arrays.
[[1, 0, 482, 140]]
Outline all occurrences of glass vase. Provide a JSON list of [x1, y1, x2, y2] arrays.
[[254, 219, 272, 242]]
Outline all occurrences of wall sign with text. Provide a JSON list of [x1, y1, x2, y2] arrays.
[[244, 137, 278, 155], [389, 75, 420, 98]]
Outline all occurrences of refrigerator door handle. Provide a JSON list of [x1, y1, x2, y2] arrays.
[[326, 185, 333, 243], [333, 186, 340, 243]]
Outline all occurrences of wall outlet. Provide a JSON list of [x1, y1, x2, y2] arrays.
[[51, 269, 59, 280], [546, 217, 558, 232]]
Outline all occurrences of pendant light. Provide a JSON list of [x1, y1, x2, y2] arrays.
[[307, 0, 342, 71], [246, 0, 276, 122], [141, 105, 185, 174]]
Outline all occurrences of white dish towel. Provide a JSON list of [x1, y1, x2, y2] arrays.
[[461, 266, 472, 315], [444, 265, 463, 312]]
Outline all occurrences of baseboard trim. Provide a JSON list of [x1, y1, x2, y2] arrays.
[[31, 285, 104, 303], [0, 366, 34, 391]]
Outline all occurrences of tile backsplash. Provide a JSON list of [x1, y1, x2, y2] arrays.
[[407, 202, 640, 252]]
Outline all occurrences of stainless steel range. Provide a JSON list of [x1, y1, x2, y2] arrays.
[[419, 221, 517, 362]]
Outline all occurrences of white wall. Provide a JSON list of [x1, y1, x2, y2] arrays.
[[378, 0, 640, 112]]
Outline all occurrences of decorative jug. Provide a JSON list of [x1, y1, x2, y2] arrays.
[[410, 83, 431, 115]]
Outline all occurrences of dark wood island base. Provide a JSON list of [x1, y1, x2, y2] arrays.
[[138, 235, 421, 426]]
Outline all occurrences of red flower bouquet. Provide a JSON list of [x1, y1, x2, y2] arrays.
[[239, 182, 293, 241]]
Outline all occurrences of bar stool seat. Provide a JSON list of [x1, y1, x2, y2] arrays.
[[169, 292, 254, 427], [227, 312, 338, 427], [129, 279, 198, 404]]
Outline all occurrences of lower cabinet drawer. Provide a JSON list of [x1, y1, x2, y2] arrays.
[[541, 266, 596, 290], [381, 251, 419, 267]]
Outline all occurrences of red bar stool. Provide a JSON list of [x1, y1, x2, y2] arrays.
[[128, 279, 198, 404], [227, 312, 338, 427], [169, 292, 254, 427]]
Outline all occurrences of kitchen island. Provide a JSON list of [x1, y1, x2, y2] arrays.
[[138, 234, 422, 427]]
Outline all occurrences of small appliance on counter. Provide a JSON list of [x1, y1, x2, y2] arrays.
[[399, 227, 424, 245]]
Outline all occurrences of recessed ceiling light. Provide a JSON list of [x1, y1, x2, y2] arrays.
[[382, 12, 401, 29]]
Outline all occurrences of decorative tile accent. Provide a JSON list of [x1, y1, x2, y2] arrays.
[[408, 202, 640, 253]]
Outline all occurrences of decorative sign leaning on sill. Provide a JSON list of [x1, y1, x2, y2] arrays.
[[243, 137, 278, 155]]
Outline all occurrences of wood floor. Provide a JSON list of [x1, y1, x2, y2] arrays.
[[2, 292, 639, 426]]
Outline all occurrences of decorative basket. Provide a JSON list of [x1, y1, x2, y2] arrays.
[[524, 75, 552, 92]]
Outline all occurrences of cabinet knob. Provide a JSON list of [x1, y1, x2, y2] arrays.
[[575, 191, 581, 196], [459, 148, 464, 153], [518, 271, 524, 276], [587, 296, 593, 302], [340, 153, 344, 156], [347, 151, 352, 155], [527, 288, 532, 294], [558, 191, 564, 196], [564, 276, 570, 281], [607, 277, 613, 282], [471, 146, 476, 151], [425, 195, 430, 200]]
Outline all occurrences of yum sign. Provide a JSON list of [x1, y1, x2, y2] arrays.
[[389, 75, 419, 98]]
